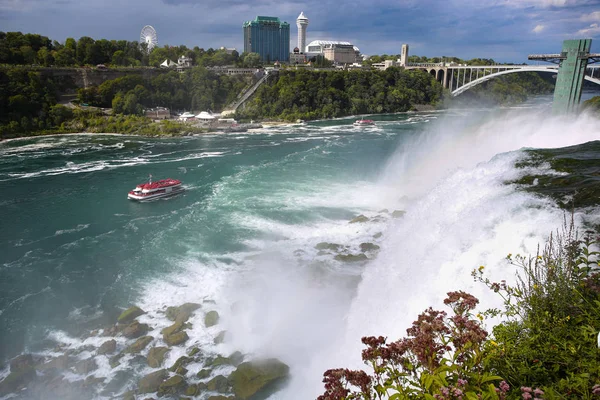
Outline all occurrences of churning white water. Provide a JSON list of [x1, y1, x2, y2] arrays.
[[251, 110, 600, 399]]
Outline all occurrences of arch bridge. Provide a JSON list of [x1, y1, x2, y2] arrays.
[[405, 64, 600, 97]]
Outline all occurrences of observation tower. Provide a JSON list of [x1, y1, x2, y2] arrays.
[[296, 12, 308, 53]]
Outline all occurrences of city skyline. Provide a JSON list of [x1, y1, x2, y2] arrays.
[[1, 0, 599, 63]]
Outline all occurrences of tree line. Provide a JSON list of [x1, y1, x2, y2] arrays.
[[0, 31, 263, 68], [237, 67, 444, 121], [0, 65, 252, 138]]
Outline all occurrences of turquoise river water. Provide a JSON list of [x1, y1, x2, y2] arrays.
[[1, 98, 600, 399]]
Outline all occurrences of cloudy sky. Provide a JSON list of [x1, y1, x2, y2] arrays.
[[1, 0, 599, 62]]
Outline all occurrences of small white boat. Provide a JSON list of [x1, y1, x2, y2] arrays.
[[128, 176, 183, 201], [353, 119, 375, 126]]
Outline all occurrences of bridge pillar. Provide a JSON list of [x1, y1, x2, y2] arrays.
[[552, 39, 592, 114]]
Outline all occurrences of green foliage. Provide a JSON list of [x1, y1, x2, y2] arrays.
[[321, 216, 600, 399], [0, 63, 248, 137], [583, 96, 600, 114], [319, 292, 509, 400], [0, 31, 243, 68], [238, 68, 444, 122], [474, 218, 600, 398]]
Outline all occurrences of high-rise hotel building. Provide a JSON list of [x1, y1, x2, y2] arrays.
[[243, 16, 290, 63]]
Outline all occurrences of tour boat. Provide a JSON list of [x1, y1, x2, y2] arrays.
[[353, 119, 375, 126], [128, 176, 183, 201]]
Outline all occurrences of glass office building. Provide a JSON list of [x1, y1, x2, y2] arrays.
[[243, 16, 290, 63]]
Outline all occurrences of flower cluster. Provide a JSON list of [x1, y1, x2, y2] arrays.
[[520, 386, 544, 400], [319, 292, 505, 400]]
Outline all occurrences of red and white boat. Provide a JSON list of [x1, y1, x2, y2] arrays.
[[128, 176, 184, 201], [353, 119, 375, 126]]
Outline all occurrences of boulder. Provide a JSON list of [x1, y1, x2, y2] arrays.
[[147, 346, 170, 368], [122, 321, 149, 339], [97, 339, 117, 355], [40, 355, 70, 370], [391, 210, 406, 218], [359, 242, 380, 252], [10, 354, 34, 373], [334, 253, 368, 262], [208, 355, 233, 367], [138, 369, 168, 394], [161, 320, 184, 337], [165, 303, 201, 322], [229, 359, 290, 400], [109, 353, 123, 369], [204, 311, 220, 327], [229, 351, 244, 366], [169, 356, 193, 372], [117, 306, 145, 324], [207, 374, 230, 393], [349, 215, 369, 224], [0, 366, 36, 396], [164, 331, 189, 346], [197, 369, 211, 379], [207, 396, 234, 400], [315, 242, 342, 251], [188, 347, 201, 357], [175, 366, 188, 375], [185, 383, 199, 396], [0, 354, 37, 396], [124, 336, 153, 354], [157, 375, 186, 397], [74, 357, 98, 374], [373, 232, 383, 239], [214, 331, 227, 344], [122, 390, 135, 400], [100, 369, 133, 396]]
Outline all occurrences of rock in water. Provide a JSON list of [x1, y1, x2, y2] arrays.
[[74, 357, 98, 374], [204, 311, 220, 327], [359, 242, 380, 252], [315, 242, 342, 251], [229, 359, 289, 400], [169, 356, 193, 372], [0, 354, 36, 396], [214, 330, 226, 344], [161, 320, 184, 337], [197, 369, 211, 379], [164, 331, 189, 346], [391, 210, 406, 218], [349, 214, 369, 223], [207, 375, 230, 393], [138, 369, 168, 394], [157, 375, 186, 397], [97, 339, 116, 355], [334, 253, 368, 262], [117, 306, 145, 324], [122, 321, 149, 338], [147, 347, 170, 368], [124, 336, 153, 353], [165, 302, 201, 322], [10, 354, 34, 373]]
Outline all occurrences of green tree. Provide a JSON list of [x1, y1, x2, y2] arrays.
[[242, 52, 261, 68]]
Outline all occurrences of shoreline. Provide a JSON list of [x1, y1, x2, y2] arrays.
[[0, 108, 449, 142]]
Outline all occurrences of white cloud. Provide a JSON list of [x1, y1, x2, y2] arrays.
[[532, 24, 546, 33], [581, 11, 600, 22], [577, 22, 600, 36], [498, 0, 591, 7], [0, 0, 41, 11]]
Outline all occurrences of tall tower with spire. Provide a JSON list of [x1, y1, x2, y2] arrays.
[[296, 12, 308, 53]]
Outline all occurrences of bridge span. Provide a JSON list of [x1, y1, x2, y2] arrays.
[[404, 64, 600, 97]]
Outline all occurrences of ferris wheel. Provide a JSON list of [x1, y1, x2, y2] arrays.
[[140, 25, 158, 53]]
